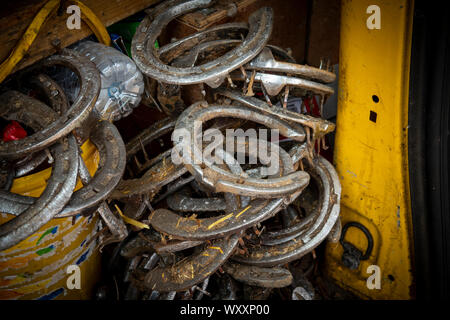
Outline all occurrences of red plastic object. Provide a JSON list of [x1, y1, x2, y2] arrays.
[[2, 121, 28, 142]]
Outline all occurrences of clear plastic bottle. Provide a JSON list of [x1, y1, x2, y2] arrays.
[[58, 41, 144, 121]]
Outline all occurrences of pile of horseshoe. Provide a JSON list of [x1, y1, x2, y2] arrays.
[[0, 0, 341, 300]]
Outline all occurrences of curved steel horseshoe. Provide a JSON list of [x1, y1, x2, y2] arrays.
[[152, 175, 195, 205], [125, 117, 176, 165], [246, 47, 336, 83], [212, 141, 307, 198], [231, 156, 341, 267], [258, 154, 340, 246], [175, 41, 334, 85], [171, 39, 242, 68], [149, 199, 277, 241], [13, 74, 70, 178], [120, 230, 203, 258], [111, 155, 187, 199], [0, 135, 78, 250], [250, 72, 334, 96], [131, 233, 239, 292], [132, 0, 272, 87], [28, 73, 70, 114], [214, 89, 335, 140], [0, 93, 79, 232], [167, 191, 227, 212], [0, 49, 100, 159], [0, 160, 14, 191], [223, 262, 293, 288], [0, 91, 59, 133], [158, 22, 249, 64], [56, 121, 126, 217], [114, 115, 245, 200], [149, 143, 306, 241], [174, 101, 308, 196]]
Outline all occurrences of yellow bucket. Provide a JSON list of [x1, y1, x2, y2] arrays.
[[0, 140, 101, 300]]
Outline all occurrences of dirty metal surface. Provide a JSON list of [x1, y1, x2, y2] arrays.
[[132, 233, 239, 292], [223, 262, 293, 288], [0, 50, 100, 159], [232, 157, 341, 267]]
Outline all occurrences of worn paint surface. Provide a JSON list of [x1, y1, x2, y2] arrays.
[[0, 140, 101, 300], [324, 0, 414, 299]]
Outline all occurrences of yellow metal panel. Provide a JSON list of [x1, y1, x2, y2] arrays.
[[325, 0, 414, 299]]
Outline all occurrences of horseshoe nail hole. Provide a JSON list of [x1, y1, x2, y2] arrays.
[[372, 95, 379, 103], [369, 111, 377, 123], [388, 274, 395, 281]]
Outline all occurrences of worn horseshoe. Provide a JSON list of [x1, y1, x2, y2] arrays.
[[131, 233, 239, 292], [223, 262, 293, 288], [0, 121, 127, 218], [0, 128, 78, 250], [132, 0, 272, 87], [57, 121, 126, 217], [214, 89, 335, 140], [246, 47, 336, 83], [232, 156, 341, 267], [13, 74, 70, 177], [149, 143, 306, 240], [0, 49, 100, 159], [174, 102, 308, 195], [158, 22, 248, 63]]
